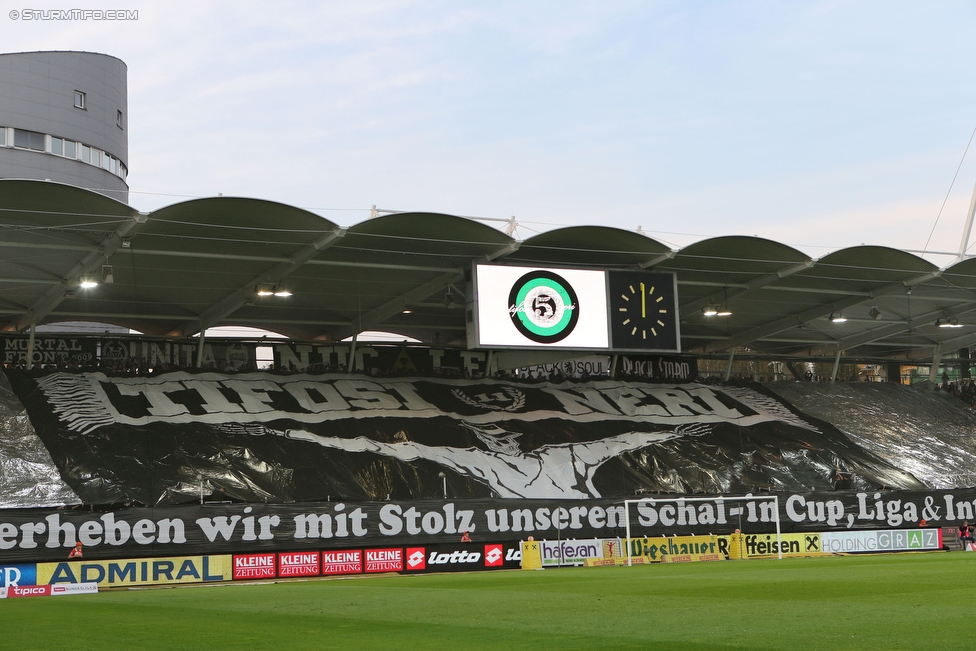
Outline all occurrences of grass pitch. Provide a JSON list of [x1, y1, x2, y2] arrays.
[[1, 552, 974, 650]]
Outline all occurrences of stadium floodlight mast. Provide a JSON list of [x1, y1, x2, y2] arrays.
[[622, 495, 783, 565]]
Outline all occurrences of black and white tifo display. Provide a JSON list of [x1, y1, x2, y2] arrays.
[[2, 369, 922, 507], [469, 264, 681, 352]]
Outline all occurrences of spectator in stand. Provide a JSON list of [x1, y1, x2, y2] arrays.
[[960, 521, 974, 550], [460, 531, 472, 543], [68, 541, 83, 559]]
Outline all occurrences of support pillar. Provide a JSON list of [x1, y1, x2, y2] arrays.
[[25, 323, 36, 367], [723, 349, 735, 381], [830, 350, 842, 382], [348, 332, 358, 373], [195, 331, 206, 368], [929, 345, 943, 385]]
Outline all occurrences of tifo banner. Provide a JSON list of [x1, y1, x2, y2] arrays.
[[37, 555, 232, 587], [2, 368, 923, 505], [0, 490, 971, 563]]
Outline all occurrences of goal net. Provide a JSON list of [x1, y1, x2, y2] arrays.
[[621, 495, 783, 565]]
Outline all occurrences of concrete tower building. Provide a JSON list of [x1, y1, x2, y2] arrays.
[[0, 51, 128, 203]]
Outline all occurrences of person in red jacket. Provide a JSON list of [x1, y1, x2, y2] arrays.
[[959, 521, 974, 550], [67, 542, 83, 559]]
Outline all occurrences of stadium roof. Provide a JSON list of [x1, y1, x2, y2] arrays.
[[2, 178, 976, 365]]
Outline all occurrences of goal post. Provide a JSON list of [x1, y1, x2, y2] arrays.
[[622, 495, 783, 565]]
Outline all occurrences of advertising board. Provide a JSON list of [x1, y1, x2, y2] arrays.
[[233, 553, 276, 580], [322, 550, 362, 576], [740, 533, 823, 558], [539, 538, 611, 566], [37, 555, 233, 587], [1, 564, 36, 587], [50, 583, 98, 595], [820, 529, 941, 553], [8, 585, 51, 597], [627, 535, 723, 562], [279, 552, 320, 577], [364, 548, 402, 573], [403, 542, 522, 573]]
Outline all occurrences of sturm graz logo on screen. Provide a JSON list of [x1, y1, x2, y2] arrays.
[[507, 271, 579, 343]]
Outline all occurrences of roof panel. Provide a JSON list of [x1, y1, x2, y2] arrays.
[[2, 179, 974, 363]]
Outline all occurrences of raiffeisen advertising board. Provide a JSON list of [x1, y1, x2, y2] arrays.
[[469, 264, 679, 352]]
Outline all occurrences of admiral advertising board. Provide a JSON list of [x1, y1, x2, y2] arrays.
[[469, 264, 680, 353], [37, 555, 233, 587]]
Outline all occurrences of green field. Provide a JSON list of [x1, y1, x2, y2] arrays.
[[1, 553, 974, 650]]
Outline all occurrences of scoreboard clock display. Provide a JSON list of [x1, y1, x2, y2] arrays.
[[607, 270, 680, 352], [469, 264, 680, 352]]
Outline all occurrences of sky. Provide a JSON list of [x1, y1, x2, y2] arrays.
[[3, 1, 976, 262]]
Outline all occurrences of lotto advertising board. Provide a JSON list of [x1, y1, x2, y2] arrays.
[[403, 542, 522, 573], [470, 264, 680, 352]]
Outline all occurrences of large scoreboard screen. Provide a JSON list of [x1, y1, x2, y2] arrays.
[[468, 264, 680, 352]]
